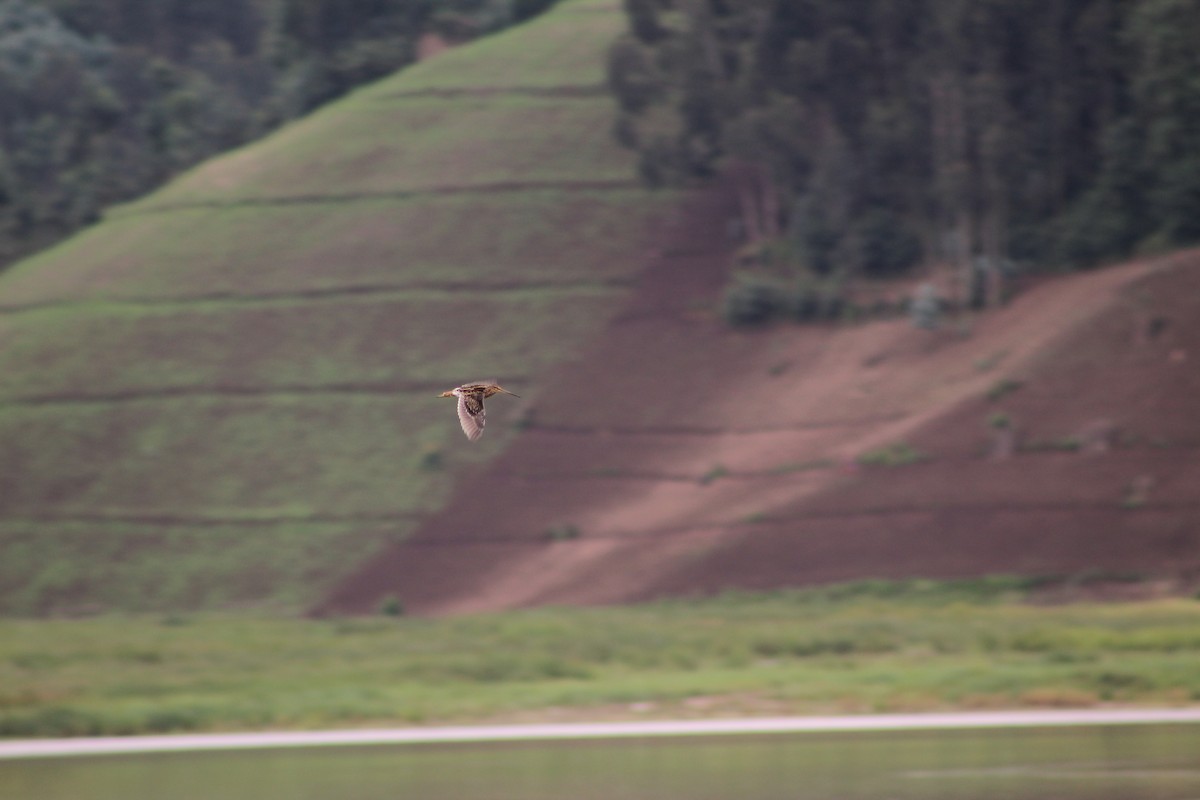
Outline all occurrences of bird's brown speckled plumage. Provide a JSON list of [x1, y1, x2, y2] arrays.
[[438, 382, 519, 441]]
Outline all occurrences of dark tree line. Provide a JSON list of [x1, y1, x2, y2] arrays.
[[0, 0, 560, 269], [609, 0, 1200, 304]]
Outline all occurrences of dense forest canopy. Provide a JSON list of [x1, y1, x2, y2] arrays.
[[0, 0, 559, 269], [609, 0, 1200, 297]]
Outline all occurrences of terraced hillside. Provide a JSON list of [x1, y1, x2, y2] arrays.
[[5, 0, 1197, 619], [0, 0, 680, 614]]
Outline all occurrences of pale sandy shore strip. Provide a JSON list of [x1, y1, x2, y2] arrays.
[[3, 708, 1200, 761]]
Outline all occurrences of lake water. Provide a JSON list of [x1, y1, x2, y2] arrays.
[[3, 724, 1199, 799]]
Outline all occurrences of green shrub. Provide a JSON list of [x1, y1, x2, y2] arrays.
[[857, 442, 927, 466], [974, 351, 1009, 372], [986, 378, 1024, 401], [721, 274, 787, 325], [418, 444, 443, 471], [786, 282, 822, 321], [721, 268, 858, 327], [545, 524, 580, 542], [378, 595, 405, 617], [987, 412, 1012, 430], [512, 408, 537, 431]]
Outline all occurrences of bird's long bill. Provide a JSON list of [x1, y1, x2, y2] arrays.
[[499, 388, 520, 397]]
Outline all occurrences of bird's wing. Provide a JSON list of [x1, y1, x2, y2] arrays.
[[457, 391, 486, 441]]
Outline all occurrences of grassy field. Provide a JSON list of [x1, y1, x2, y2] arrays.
[[0, 520, 393, 617], [0, 396, 458, 510], [0, 0, 683, 615], [2, 579, 1198, 738], [373, 0, 624, 92], [0, 191, 676, 306], [126, 95, 637, 207], [0, 290, 623, 400]]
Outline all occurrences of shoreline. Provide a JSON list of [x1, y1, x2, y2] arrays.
[[3, 707, 1200, 761]]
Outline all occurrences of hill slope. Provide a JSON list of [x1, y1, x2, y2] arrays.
[[0, 0, 679, 614], [322, 175, 1200, 615], [4, 0, 1197, 618]]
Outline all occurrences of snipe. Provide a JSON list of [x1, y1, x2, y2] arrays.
[[439, 382, 520, 441]]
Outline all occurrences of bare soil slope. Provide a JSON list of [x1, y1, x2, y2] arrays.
[[322, 184, 1200, 616]]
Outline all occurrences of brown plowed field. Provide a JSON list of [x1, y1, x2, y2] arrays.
[[319, 185, 1200, 616]]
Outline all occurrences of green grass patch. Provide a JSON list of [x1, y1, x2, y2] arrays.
[[0, 395, 475, 519], [986, 378, 1025, 401], [987, 411, 1013, 430], [0, 520, 402, 616], [857, 442, 927, 467], [0, 392, 484, 614], [2, 190, 677, 306], [365, 0, 624, 93], [128, 95, 634, 208], [3, 578, 1199, 737], [767, 458, 836, 474], [544, 523, 582, 542], [0, 290, 620, 401], [973, 350, 1010, 373]]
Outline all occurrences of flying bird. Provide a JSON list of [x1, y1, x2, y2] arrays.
[[439, 382, 520, 441]]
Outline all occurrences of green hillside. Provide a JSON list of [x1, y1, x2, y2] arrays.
[[0, 0, 678, 615]]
